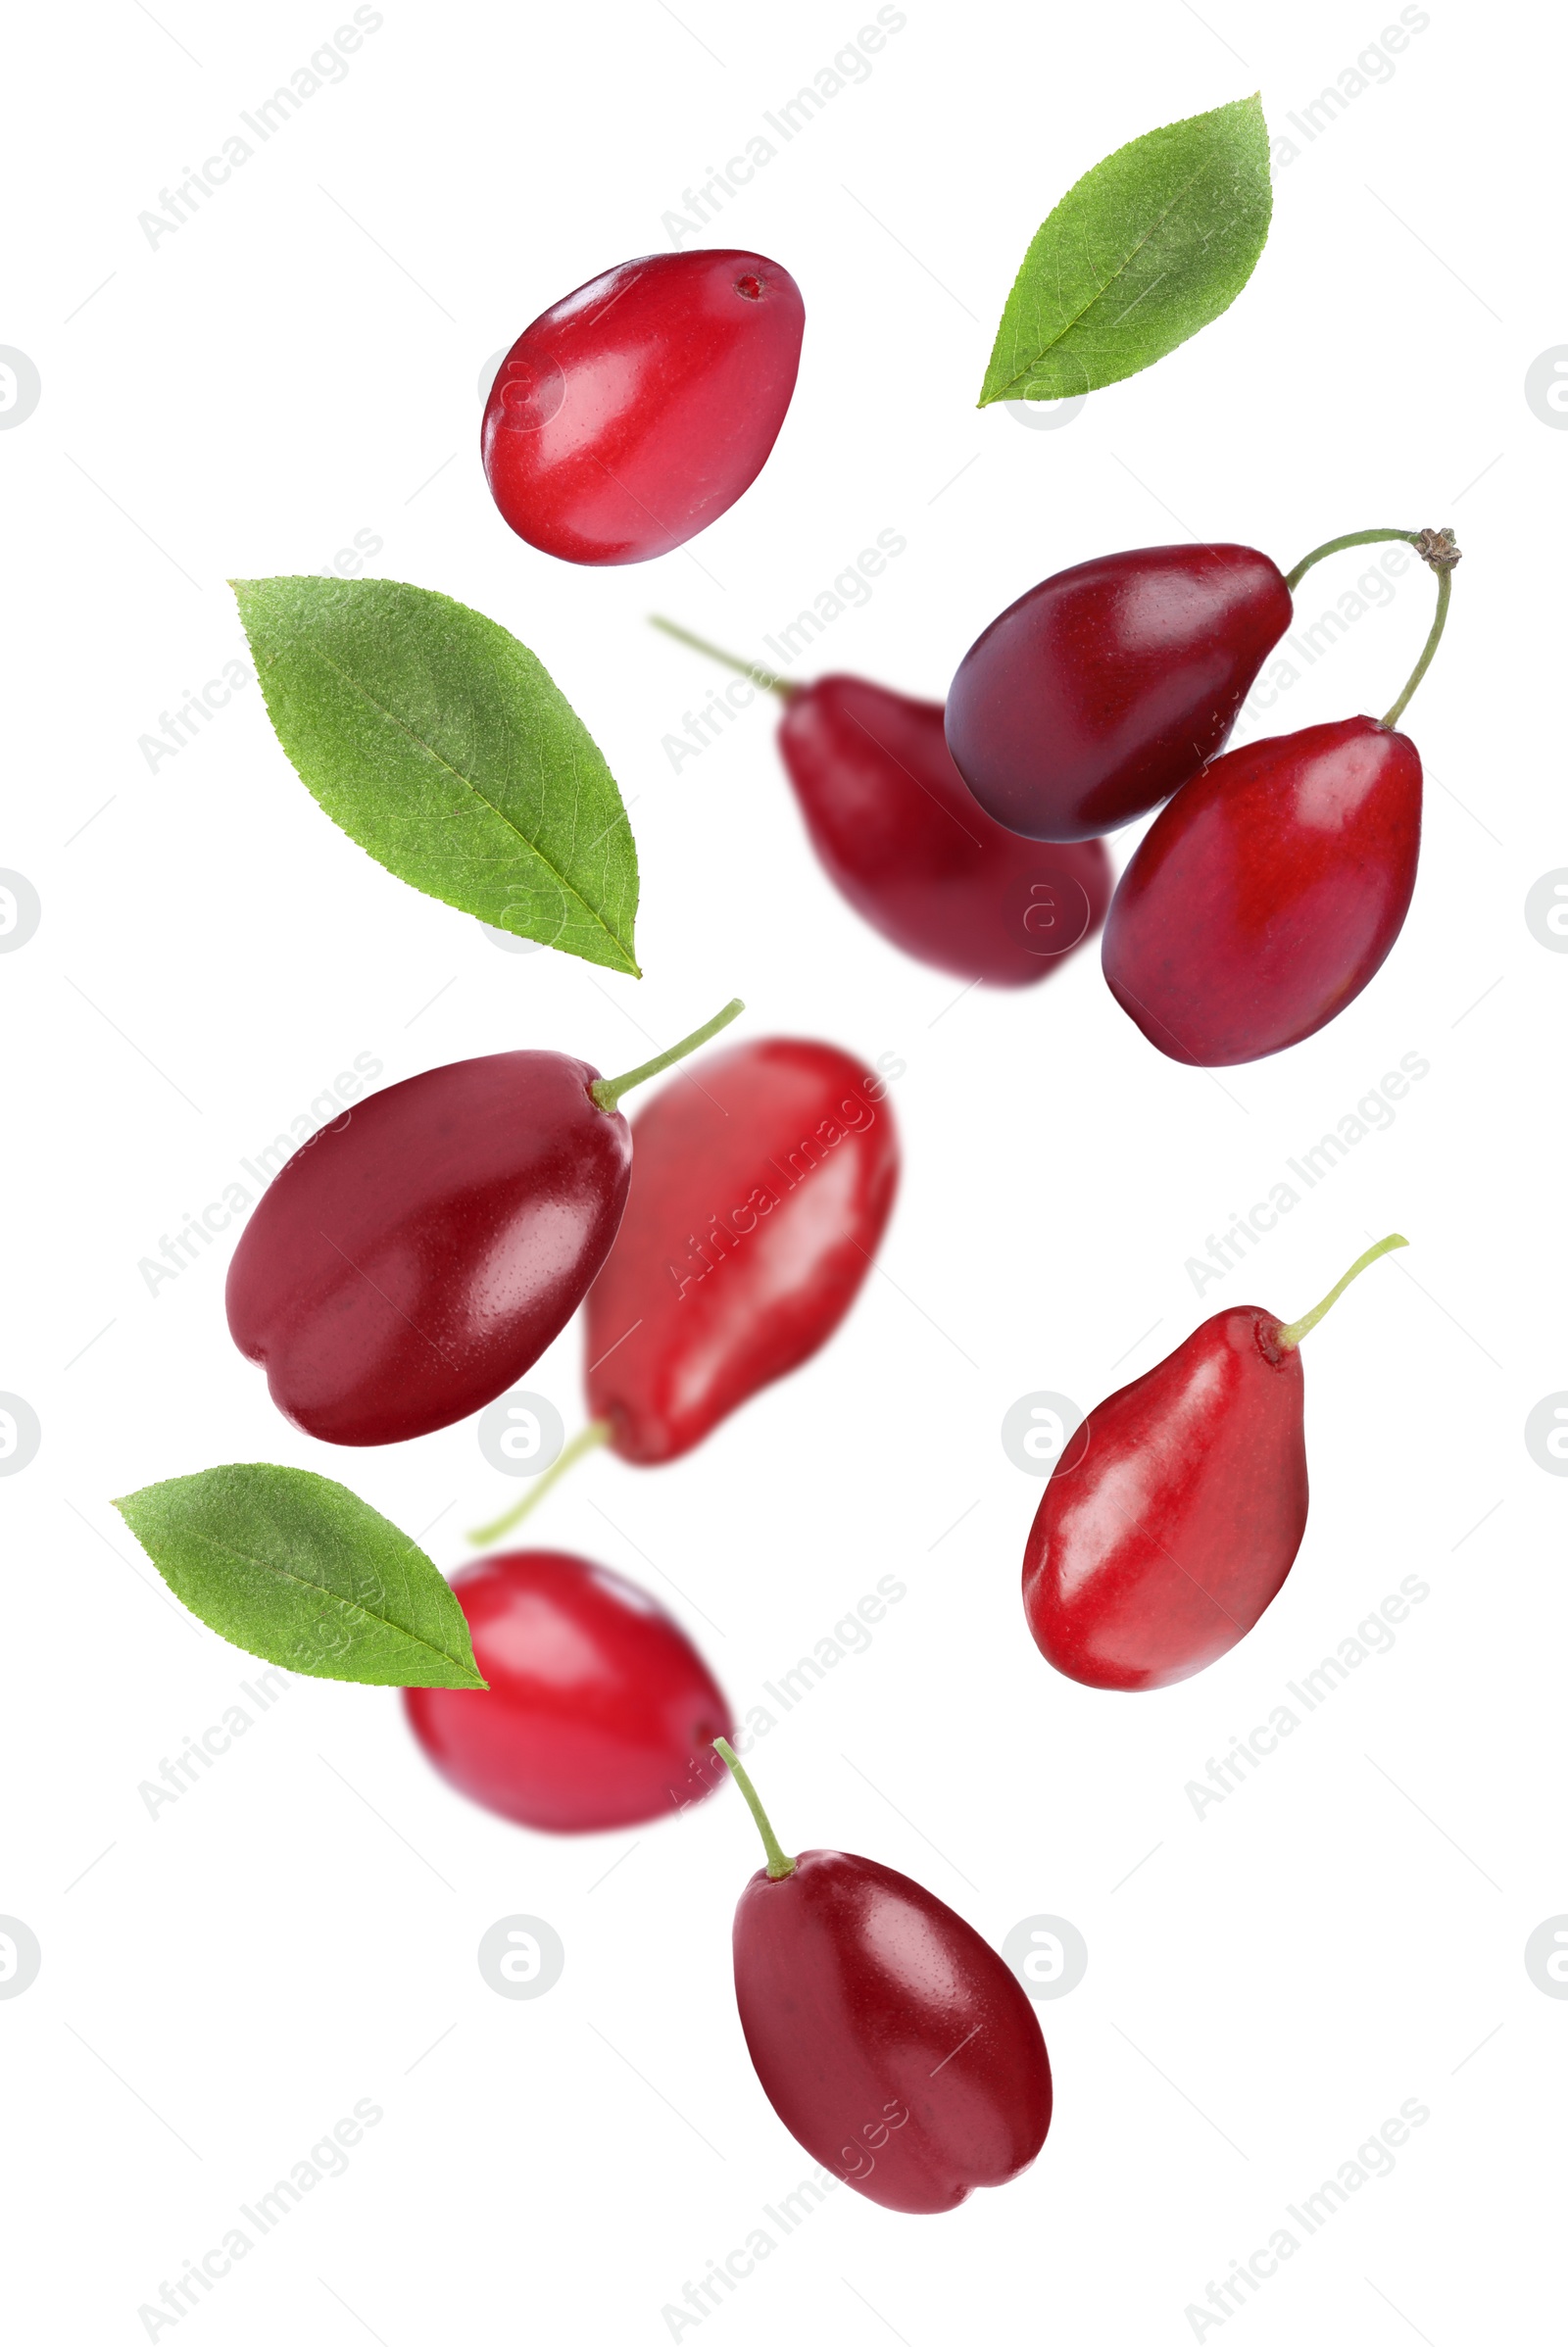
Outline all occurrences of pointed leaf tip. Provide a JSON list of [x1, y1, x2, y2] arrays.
[[979, 93, 1272, 407], [115, 1463, 488, 1687], [230, 574, 641, 974]]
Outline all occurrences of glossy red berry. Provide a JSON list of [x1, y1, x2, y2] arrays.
[[1102, 715, 1422, 1065], [1022, 1238, 1405, 1690], [585, 1039, 899, 1464], [718, 1745, 1052, 2214], [227, 1002, 742, 1447], [945, 543, 1292, 842], [480, 250, 805, 565], [405, 1550, 732, 1832], [227, 1052, 630, 1447], [1024, 1308, 1307, 1691], [776, 674, 1112, 984]]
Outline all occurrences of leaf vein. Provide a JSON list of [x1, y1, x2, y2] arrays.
[[182, 1529, 464, 1665], [305, 642, 637, 972], [994, 144, 1248, 399]]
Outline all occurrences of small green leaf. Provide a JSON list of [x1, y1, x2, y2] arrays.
[[114, 1464, 487, 1689], [231, 575, 640, 975], [979, 93, 1272, 406]]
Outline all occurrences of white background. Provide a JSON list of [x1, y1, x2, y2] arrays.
[[3, 1, 1562, 2339]]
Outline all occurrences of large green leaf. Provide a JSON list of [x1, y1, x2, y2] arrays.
[[115, 1464, 487, 1688], [979, 94, 1272, 405], [232, 575, 640, 974]]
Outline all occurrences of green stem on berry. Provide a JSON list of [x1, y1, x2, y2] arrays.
[[1284, 528, 1418, 590], [1275, 1234, 1408, 1351], [466, 1418, 611, 1547], [1284, 525, 1461, 730], [650, 616, 794, 699], [713, 1738, 797, 1879], [1382, 563, 1452, 729], [590, 997, 744, 1114]]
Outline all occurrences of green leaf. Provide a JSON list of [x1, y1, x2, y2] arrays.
[[231, 575, 640, 976], [114, 1464, 487, 1688], [979, 93, 1272, 406]]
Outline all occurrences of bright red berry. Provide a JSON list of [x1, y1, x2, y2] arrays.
[[778, 673, 1113, 984], [481, 250, 805, 565], [226, 1051, 630, 1446], [406, 1550, 732, 1832], [226, 1004, 742, 1447], [1022, 1239, 1406, 1689], [1102, 715, 1422, 1065], [585, 1039, 899, 1464], [945, 543, 1292, 842], [718, 1742, 1053, 2214]]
